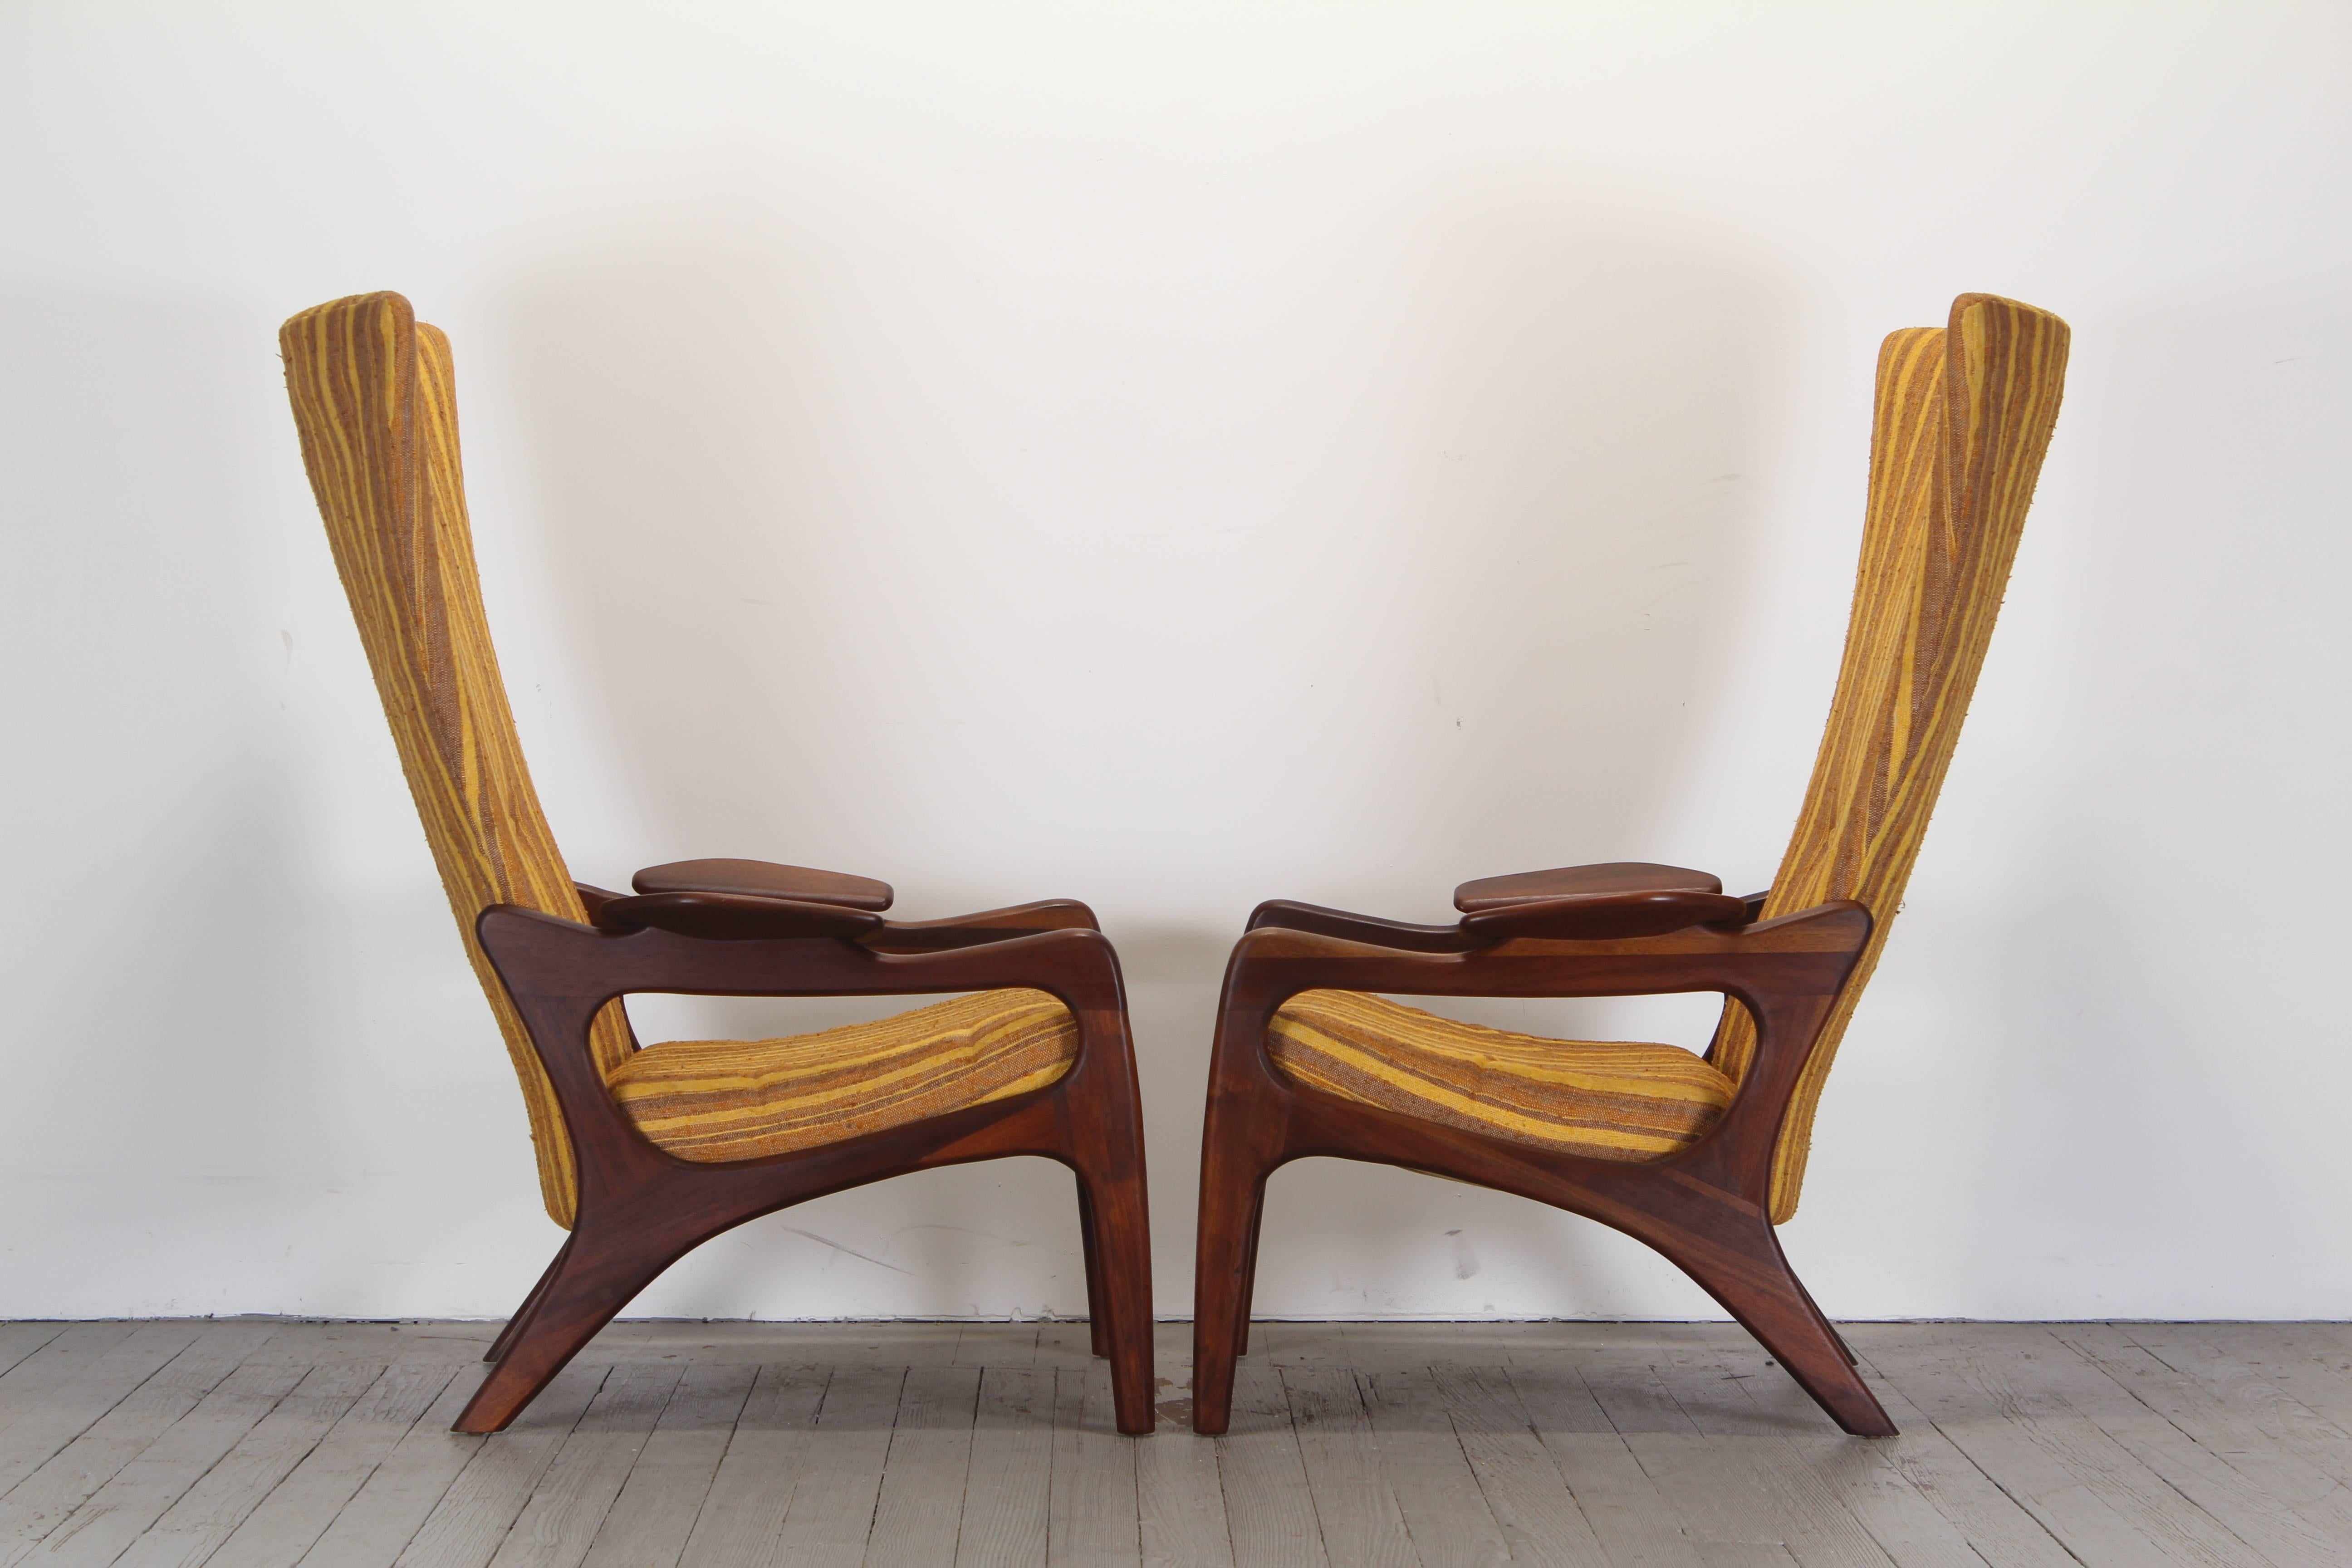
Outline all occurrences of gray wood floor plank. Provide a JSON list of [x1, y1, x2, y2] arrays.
[[575, 1362, 755, 1568], [960, 1328, 1042, 1370], [1037, 1327, 1096, 1373], [235, 1330, 490, 1372], [765, 1366, 901, 1568], [1718, 1355, 1997, 1568], [282, 1367, 487, 1568], [29, 1359, 309, 1568], [1136, 1408, 1230, 1568], [1640, 1349, 1895, 1568], [3, 1323, 2350, 1568], [381, 1362, 608, 1568], [1994, 1327, 2347, 1566], [955, 1367, 1052, 1568], [1575, 1347, 1707, 1439], [1836, 1343, 2082, 1568], [863, 1366, 979, 1568], [1421, 1367, 1610, 1568], [2121, 1324, 2352, 1486], [1213, 1361, 1324, 1568], [485, 1361, 684, 1568], [289, 1367, 487, 1568], [1047, 1363, 1138, 1568], [0, 1322, 281, 1561], [673, 1364, 829, 1568], [110, 1361, 385, 1568], [0, 1334, 66, 1388], [1862, 1325, 2272, 1568], [0, 1325, 217, 1499], [1506, 1361, 1708, 1568], [1358, 1370, 1509, 1568], [0, 1327, 140, 1407], [2056, 1326, 2352, 1539], [1281, 1367, 1420, 1568], [1695, 1545, 1801, 1567], [200, 1365, 460, 1568]]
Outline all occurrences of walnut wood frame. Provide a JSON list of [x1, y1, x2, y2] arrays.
[[1190, 892, 1896, 1438], [459, 900, 1154, 1436]]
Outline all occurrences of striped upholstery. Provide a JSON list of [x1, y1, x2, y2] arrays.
[[283, 293, 634, 1229], [1268, 991, 1735, 1163], [609, 990, 1078, 1162], [1259, 297, 2066, 1207], [1713, 294, 2070, 1221]]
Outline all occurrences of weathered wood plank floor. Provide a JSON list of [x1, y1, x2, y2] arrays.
[[4, 1320, 2350, 1566]]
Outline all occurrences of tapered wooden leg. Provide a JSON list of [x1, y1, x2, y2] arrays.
[[1192, 1120, 1278, 1435], [1685, 1224, 1894, 1437], [1232, 1178, 1266, 1359], [1075, 1165, 1155, 1434], [454, 1218, 683, 1434], [1789, 1268, 1858, 1365], [1076, 1180, 1109, 1357], [484, 1236, 573, 1363]]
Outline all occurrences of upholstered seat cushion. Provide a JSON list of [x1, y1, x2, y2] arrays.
[[1267, 990, 1735, 1163], [608, 989, 1078, 1163]]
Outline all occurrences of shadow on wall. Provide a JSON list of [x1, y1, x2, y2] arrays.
[[481, 177, 1792, 1317]]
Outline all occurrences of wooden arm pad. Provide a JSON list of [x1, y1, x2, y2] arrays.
[[1453, 861, 1721, 913], [592, 891, 885, 941], [632, 858, 893, 912], [1458, 890, 1749, 942]]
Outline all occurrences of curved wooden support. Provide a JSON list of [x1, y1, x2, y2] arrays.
[[460, 910, 1155, 1436], [1190, 902, 1892, 1438]]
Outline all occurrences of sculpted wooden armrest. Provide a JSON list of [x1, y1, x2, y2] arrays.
[[1458, 890, 1749, 942], [591, 890, 884, 941], [862, 900, 1101, 953], [1453, 861, 1721, 913], [1243, 900, 1485, 953], [631, 858, 894, 912], [1246, 889, 1749, 949]]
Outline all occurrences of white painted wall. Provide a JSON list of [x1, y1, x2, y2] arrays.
[[2, 1, 2346, 1323]]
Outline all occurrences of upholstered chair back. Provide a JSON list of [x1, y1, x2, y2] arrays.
[[282, 292, 633, 1229], [1711, 294, 2069, 1222]]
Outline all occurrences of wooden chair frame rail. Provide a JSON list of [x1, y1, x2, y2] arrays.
[[1191, 894, 1896, 1438], [462, 904, 1154, 1437]]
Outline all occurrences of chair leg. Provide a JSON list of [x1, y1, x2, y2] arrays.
[[1682, 1223, 1894, 1437], [1192, 1127, 1276, 1435], [1232, 1177, 1266, 1359], [1076, 1180, 1109, 1358], [453, 1217, 680, 1434], [483, 1235, 573, 1363], [1075, 1165, 1155, 1435], [1789, 1269, 1859, 1365]]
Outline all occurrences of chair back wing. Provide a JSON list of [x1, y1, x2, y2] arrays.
[[281, 292, 632, 1229], [1712, 294, 2069, 1222]]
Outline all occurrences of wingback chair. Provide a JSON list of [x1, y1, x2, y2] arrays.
[[1191, 293, 2068, 1436], [282, 292, 1154, 1435]]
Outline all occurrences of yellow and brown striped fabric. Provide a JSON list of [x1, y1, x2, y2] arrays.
[[609, 990, 1078, 1162], [1268, 990, 1735, 1163], [1711, 294, 2070, 1221], [283, 293, 634, 1229]]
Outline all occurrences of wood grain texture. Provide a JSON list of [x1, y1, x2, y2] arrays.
[[1454, 863, 1724, 913], [632, 859, 894, 912]]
